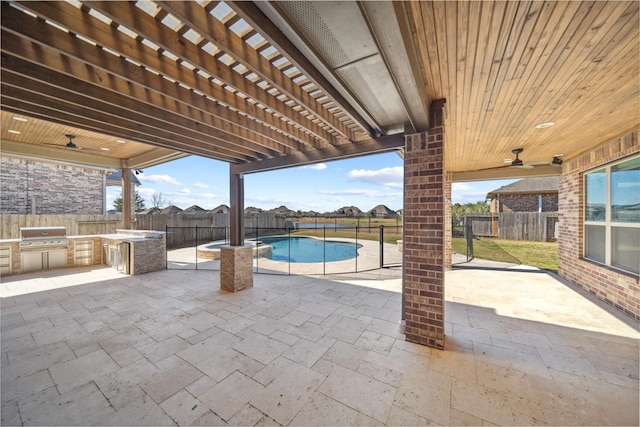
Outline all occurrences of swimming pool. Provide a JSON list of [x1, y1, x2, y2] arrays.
[[257, 236, 361, 263]]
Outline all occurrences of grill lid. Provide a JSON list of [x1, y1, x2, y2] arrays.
[[20, 226, 67, 240]]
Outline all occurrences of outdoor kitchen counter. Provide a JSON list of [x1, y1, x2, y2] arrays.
[[100, 230, 166, 275], [0, 230, 166, 276]]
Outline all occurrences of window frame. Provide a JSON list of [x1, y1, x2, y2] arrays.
[[583, 154, 640, 276]]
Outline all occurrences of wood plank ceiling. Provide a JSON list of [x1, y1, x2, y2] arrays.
[[402, 0, 639, 178], [1, 1, 638, 179]]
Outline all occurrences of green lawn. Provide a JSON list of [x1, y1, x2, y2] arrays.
[[292, 227, 558, 273], [452, 237, 558, 273]]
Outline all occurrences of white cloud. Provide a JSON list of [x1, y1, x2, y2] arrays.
[[320, 189, 382, 197], [452, 183, 473, 191], [347, 166, 403, 188], [194, 182, 209, 189], [178, 188, 192, 195], [200, 193, 218, 199], [306, 163, 327, 170], [137, 187, 157, 197], [140, 174, 181, 186]]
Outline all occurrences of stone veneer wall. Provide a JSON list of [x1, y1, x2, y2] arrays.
[[129, 235, 167, 275], [558, 128, 639, 320], [402, 100, 446, 349], [0, 156, 105, 214]]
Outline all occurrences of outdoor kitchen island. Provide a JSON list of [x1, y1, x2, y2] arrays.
[[0, 228, 166, 277]]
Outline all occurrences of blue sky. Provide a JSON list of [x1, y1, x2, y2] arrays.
[[106, 153, 516, 212]]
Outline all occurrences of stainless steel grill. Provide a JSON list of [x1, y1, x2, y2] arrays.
[[19, 227, 69, 249]]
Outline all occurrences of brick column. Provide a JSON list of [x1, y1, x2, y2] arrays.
[[402, 100, 446, 349]]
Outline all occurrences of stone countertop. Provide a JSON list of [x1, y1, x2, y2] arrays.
[[0, 230, 165, 244]]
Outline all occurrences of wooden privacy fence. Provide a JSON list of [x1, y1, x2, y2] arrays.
[[135, 212, 285, 232], [0, 214, 121, 239], [463, 212, 559, 242], [1, 212, 286, 240]]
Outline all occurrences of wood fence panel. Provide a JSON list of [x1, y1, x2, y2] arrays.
[[0, 214, 122, 239], [497, 212, 559, 241]]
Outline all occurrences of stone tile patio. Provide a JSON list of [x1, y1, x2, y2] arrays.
[[1, 262, 638, 426]]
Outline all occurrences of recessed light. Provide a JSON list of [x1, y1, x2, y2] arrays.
[[101, 147, 110, 151], [12, 117, 28, 122], [116, 139, 126, 143], [535, 122, 555, 129], [8, 129, 21, 134]]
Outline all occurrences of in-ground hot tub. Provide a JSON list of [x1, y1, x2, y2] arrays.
[[196, 240, 271, 260]]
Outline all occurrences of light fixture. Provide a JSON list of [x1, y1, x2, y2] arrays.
[[100, 147, 110, 151], [535, 122, 555, 129], [8, 129, 21, 134], [551, 155, 563, 166], [116, 139, 126, 143], [12, 117, 28, 122]]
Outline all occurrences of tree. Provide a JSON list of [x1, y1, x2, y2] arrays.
[[113, 191, 146, 212], [150, 192, 170, 209], [451, 201, 489, 219]]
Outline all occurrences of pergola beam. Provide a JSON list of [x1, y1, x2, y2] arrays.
[[156, 0, 358, 142], [79, 0, 338, 149], [5, 1, 312, 153], [1, 67, 253, 162], [228, 1, 377, 137], [231, 134, 404, 174]]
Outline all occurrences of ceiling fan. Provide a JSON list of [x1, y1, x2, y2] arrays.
[[44, 134, 106, 153], [503, 148, 548, 169]]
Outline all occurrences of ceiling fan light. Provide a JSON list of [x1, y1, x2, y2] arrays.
[[535, 121, 555, 129]]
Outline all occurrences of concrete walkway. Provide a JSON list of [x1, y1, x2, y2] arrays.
[[1, 262, 638, 426]]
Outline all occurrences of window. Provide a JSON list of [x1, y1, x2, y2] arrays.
[[584, 155, 640, 275]]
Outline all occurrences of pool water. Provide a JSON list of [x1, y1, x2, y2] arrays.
[[257, 236, 361, 263]]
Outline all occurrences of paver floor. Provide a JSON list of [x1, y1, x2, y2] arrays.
[[1, 262, 638, 426]]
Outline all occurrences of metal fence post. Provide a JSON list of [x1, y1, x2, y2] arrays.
[[465, 219, 474, 261], [355, 226, 358, 273], [288, 228, 291, 276], [323, 226, 326, 275], [379, 225, 384, 269]]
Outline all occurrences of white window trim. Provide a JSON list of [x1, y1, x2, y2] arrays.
[[584, 154, 640, 276]]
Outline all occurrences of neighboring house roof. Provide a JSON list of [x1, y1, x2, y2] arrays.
[[138, 207, 160, 215], [244, 206, 263, 214], [368, 204, 397, 216], [486, 177, 559, 199], [210, 204, 230, 214], [105, 169, 141, 186], [269, 205, 294, 215], [184, 205, 206, 213], [337, 206, 362, 216], [159, 205, 183, 215]]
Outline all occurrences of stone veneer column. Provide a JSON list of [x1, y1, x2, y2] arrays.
[[220, 246, 253, 292], [402, 100, 446, 349]]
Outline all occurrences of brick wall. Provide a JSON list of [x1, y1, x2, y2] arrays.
[[402, 100, 446, 349], [0, 156, 105, 214], [500, 194, 558, 212], [559, 128, 639, 320]]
